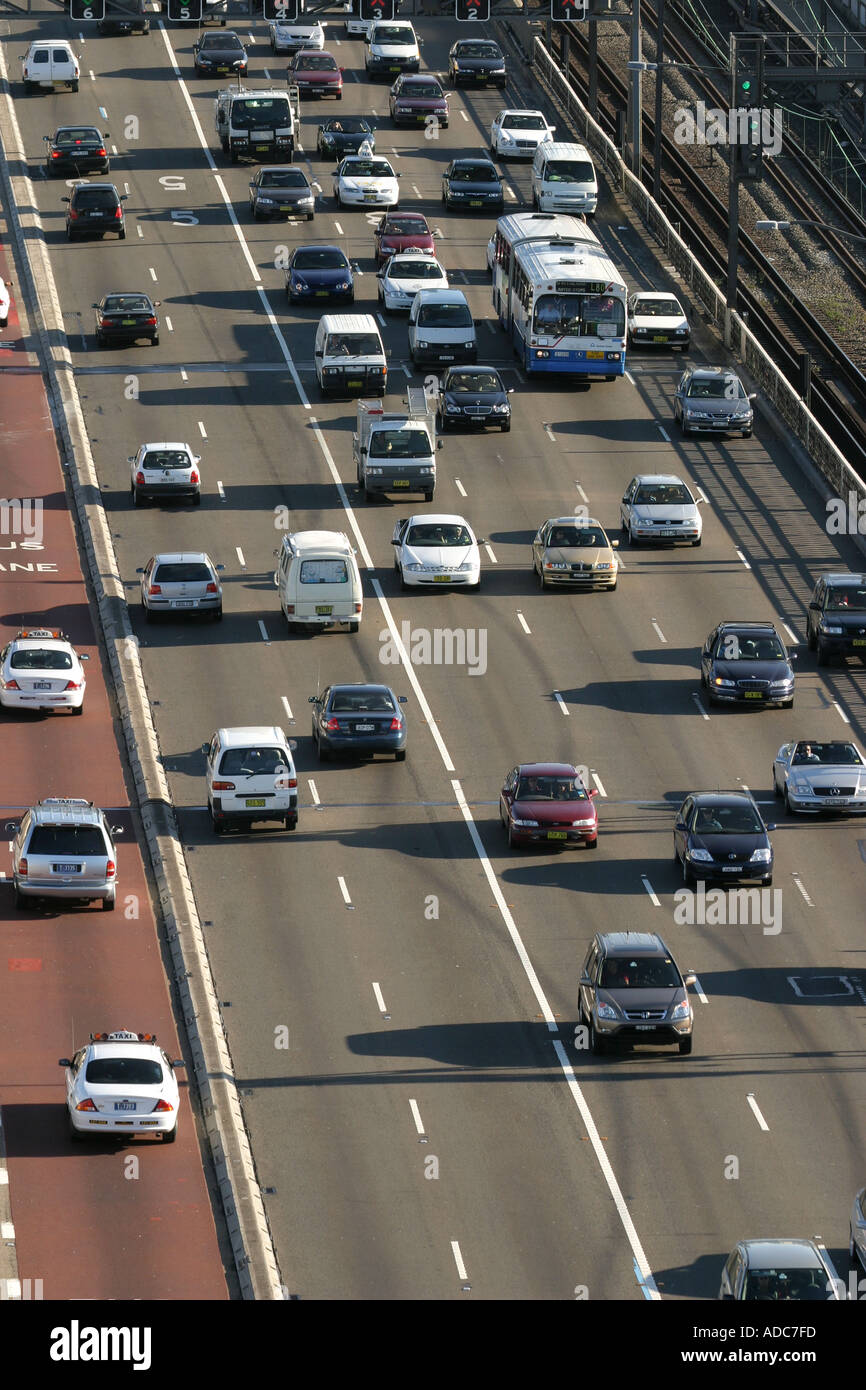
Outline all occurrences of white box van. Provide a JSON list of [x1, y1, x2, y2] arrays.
[[365, 20, 420, 77], [407, 289, 477, 366], [315, 312, 387, 397], [21, 41, 80, 93], [274, 531, 363, 633], [531, 142, 598, 216], [204, 726, 298, 833]]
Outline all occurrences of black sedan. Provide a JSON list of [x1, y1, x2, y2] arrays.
[[309, 684, 408, 762], [436, 366, 513, 432], [316, 117, 375, 158], [442, 158, 504, 214], [249, 166, 315, 221], [284, 244, 354, 303], [700, 621, 796, 709], [448, 38, 507, 87], [193, 31, 247, 77], [673, 791, 774, 886], [44, 126, 109, 177], [92, 292, 160, 348]]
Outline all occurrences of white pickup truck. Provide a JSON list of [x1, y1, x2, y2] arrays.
[[354, 387, 439, 502], [21, 41, 80, 93], [215, 86, 300, 163]]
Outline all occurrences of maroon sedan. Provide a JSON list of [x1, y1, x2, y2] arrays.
[[500, 763, 599, 849], [374, 211, 435, 266], [288, 50, 344, 100], [389, 73, 449, 128]]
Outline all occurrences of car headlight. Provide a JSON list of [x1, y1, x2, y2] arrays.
[[292, 276, 309, 290], [257, 196, 275, 205], [670, 999, 691, 1021], [750, 847, 772, 863], [713, 677, 735, 687], [418, 340, 430, 349], [594, 561, 612, 570], [445, 402, 461, 413], [499, 131, 514, 143], [336, 281, 350, 291], [820, 623, 843, 634], [323, 367, 339, 375], [492, 402, 510, 413], [731, 409, 751, 420], [544, 561, 569, 571], [408, 562, 425, 572], [689, 847, 713, 862], [366, 466, 384, 475], [457, 561, 475, 573], [596, 1000, 617, 1021], [792, 779, 812, 794], [675, 327, 687, 335], [299, 196, 314, 205], [571, 817, 594, 827], [418, 466, 434, 475], [769, 677, 793, 688], [512, 817, 539, 827]]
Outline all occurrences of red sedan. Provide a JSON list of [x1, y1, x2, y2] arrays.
[[288, 49, 343, 99], [500, 763, 599, 849], [389, 73, 449, 128], [374, 211, 435, 266]]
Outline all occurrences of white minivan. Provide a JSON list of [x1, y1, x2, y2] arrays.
[[407, 289, 477, 366], [204, 725, 298, 834], [531, 141, 598, 217], [315, 312, 387, 397], [21, 41, 80, 92], [274, 531, 363, 633]]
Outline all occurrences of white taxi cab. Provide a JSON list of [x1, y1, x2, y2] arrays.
[[59, 1030, 184, 1143]]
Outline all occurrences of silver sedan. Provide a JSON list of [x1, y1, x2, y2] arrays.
[[772, 739, 866, 814], [851, 1188, 866, 1274]]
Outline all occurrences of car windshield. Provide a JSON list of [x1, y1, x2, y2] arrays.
[[297, 53, 336, 69], [515, 775, 587, 801], [633, 484, 692, 505], [451, 165, 497, 182], [345, 161, 392, 178], [261, 170, 307, 187], [143, 451, 191, 470], [56, 129, 100, 145], [152, 563, 213, 584], [745, 1268, 830, 1300], [600, 957, 681, 989], [693, 805, 763, 834], [233, 98, 290, 129], [85, 1057, 164, 1085], [27, 825, 106, 855], [406, 524, 472, 546], [330, 691, 395, 713], [391, 260, 442, 280], [825, 585, 866, 610], [634, 297, 683, 316], [104, 296, 150, 312], [457, 42, 500, 57], [545, 159, 594, 182], [792, 741, 863, 764], [448, 372, 501, 393], [384, 218, 427, 235], [218, 748, 288, 776], [201, 33, 242, 49], [299, 559, 348, 584], [293, 248, 347, 269], [400, 81, 442, 97], [74, 188, 117, 207], [325, 118, 369, 133], [533, 293, 624, 338], [687, 376, 746, 399], [368, 430, 430, 458], [502, 113, 546, 129], [374, 25, 411, 39], [417, 303, 472, 327], [11, 648, 73, 670], [325, 333, 381, 356], [547, 527, 606, 548], [720, 635, 785, 661]]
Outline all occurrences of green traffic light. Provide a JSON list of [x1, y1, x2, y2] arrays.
[[741, 79, 752, 92]]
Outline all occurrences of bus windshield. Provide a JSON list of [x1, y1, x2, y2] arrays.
[[532, 292, 624, 338]]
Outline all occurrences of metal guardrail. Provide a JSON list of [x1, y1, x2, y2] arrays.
[[531, 35, 866, 507]]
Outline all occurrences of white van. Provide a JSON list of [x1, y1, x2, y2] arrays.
[[407, 289, 477, 366], [315, 312, 387, 397], [21, 41, 80, 93], [274, 531, 363, 633], [365, 20, 421, 78], [531, 142, 598, 217], [204, 726, 298, 833]]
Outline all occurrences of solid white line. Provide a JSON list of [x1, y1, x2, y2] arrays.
[[657, 425, 670, 442], [281, 696, 293, 721], [110, 144, 117, 156], [691, 692, 710, 721], [483, 543, 497, 564], [624, 369, 635, 384], [409, 1099, 425, 1135], [575, 483, 588, 503], [308, 779, 320, 807], [834, 701, 851, 725], [217, 481, 226, 501], [781, 622, 798, 645], [164, 315, 173, 332], [334, 220, 344, 234], [149, 267, 157, 281], [459, 110, 468, 122], [372, 982, 387, 1012], [792, 875, 814, 906], [258, 620, 270, 643], [454, 478, 467, 497], [553, 691, 570, 716], [641, 876, 660, 906], [544, 423, 556, 442], [652, 620, 667, 644], [236, 547, 246, 569], [451, 1240, 468, 1280], [198, 421, 207, 438], [747, 1094, 770, 1131], [695, 487, 709, 504], [516, 611, 531, 635], [180, 367, 188, 381], [505, 186, 516, 199], [736, 549, 751, 569], [591, 772, 606, 797], [692, 975, 709, 1004], [338, 876, 352, 906], [0, 1170, 8, 1186]]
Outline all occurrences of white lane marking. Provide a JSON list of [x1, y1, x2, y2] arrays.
[[308, 779, 320, 807], [372, 982, 388, 1012], [263, 68, 271, 81], [543, 423, 556, 442], [736, 548, 751, 569], [401, 364, 412, 378], [123, 182, 131, 196], [691, 692, 710, 721], [652, 620, 667, 644], [747, 1094, 770, 1131], [334, 220, 344, 234], [376, 312, 386, 327], [792, 874, 814, 907], [258, 620, 270, 644], [575, 483, 588, 503], [236, 547, 246, 569], [164, 315, 173, 332], [99, 105, 107, 120], [781, 622, 798, 645], [483, 543, 497, 564], [459, 109, 468, 122], [149, 267, 157, 281], [591, 772, 606, 797], [338, 876, 353, 906], [89, 69, 95, 82], [0, 1169, 8, 1186], [180, 367, 188, 381], [553, 691, 570, 716], [137, 226, 143, 238], [516, 611, 531, 635], [412, 184, 421, 198], [79, 31, 84, 40], [409, 1099, 425, 1135], [247, 32, 255, 42], [641, 876, 660, 906], [485, 320, 496, 334], [0, 1221, 14, 1239], [217, 481, 226, 501], [505, 186, 516, 199], [657, 425, 670, 442], [834, 701, 851, 725], [281, 697, 293, 724], [624, 370, 635, 384], [695, 486, 709, 504], [454, 478, 467, 497], [451, 1240, 468, 1280], [198, 421, 207, 438], [693, 975, 709, 1004]]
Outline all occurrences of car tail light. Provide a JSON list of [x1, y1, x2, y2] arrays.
[[389, 717, 403, 731], [100, 318, 115, 327], [114, 206, 123, 220], [145, 316, 157, 326], [354, 603, 362, 614], [285, 604, 295, 614], [152, 1099, 174, 1113], [3, 680, 20, 691], [51, 151, 61, 160], [135, 471, 145, 485], [63, 681, 82, 691], [75, 1098, 97, 1112], [190, 469, 199, 484], [95, 148, 106, 157], [212, 781, 235, 791], [148, 584, 161, 595], [325, 717, 340, 731], [106, 860, 116, 880], [287, 778, 298, 788], [205, 582, 218, 593], [68, 209, 79, 220], [18, 858, 27, 878]]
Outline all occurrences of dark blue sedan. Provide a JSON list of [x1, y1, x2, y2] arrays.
[[285, 244, 354, 304], [309, 684, 408, 761], [442, 158, 505, 213]]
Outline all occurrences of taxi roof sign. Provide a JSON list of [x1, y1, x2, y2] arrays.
[[90, 1030, 158, 1043], [16, 628, 66, 641]]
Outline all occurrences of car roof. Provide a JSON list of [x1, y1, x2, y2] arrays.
[[414, 288, 469, 303], [689, 791, 758, 805], [319, 313, 379, 333], [140, 442, 192, 451], [631, 473, 689, 485], [384, 211, 428, 222], [741, 1239, 826, 1268], [216, 726, 288, 746], [633, 290, 681, 300], [686, 365, 738, 378], [517, 762, 579, 776], [150, 552, 213, 565], [258, 164, 306, 173], [29, 798, 103, 827], [103, 289, 153, 299], [405, 513, 472, 526], [596, 932, 668, 955], [451, 157, 497, 167], [329, 683, 395, 695], [86, 1039, 163, 1061], [284, 529, 353, 553], [10, 633, 73, 647], [293, 242, 346, 253], [818, 572, 866, 584], [544, 515, 604, 527], [499, 108, 546, 118], [716, 620, 780, 632]]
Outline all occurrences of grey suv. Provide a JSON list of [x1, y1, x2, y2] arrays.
[[806, 572, 866, 665], [578, 932, 696, 1056], [10, 798, 121, 911]]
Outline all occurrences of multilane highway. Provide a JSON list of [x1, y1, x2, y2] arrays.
[[3, 6, 865, 1300]]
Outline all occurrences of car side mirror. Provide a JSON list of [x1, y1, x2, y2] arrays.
[[331, 169, 339, 175], [136, 566, 145, 573], [808, 600, 820, 610], [696, 496, 705, 505], [308, 695, 317, 704], [437, 440, 443, 450], [674, 819, 686, 832], [288, 740, 298, 751], [120, 194, 129, 201], [789, 651, 798, 660], [748, 392, 757, 402], [43, 134, 50, 142], [200, 743, 210, 755], [764, 823, 776, 832], [579, 972, 591, 987], [390, 538, 400, 546], [315, 348, 323, 357], [611, 539, 620, 549], [153, 301, 161, 307], [111, 824, 123, 835], [398, 696, 408, 704], [79, 653, 90, 662], [216, 564, 225, 572], [589, 788, 598, 798], [62, 197, 70, 203], [683, 972, 697, 987], [507, 387, 514, 394], [171, 1059, 185, 1069], [58, 1058, 71, 1068], [249, 181, 255, 188], [408, 316, 416, 326], [127, 455, 136, 463]]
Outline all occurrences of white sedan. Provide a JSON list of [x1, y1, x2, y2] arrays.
[[378, 252, 448, 312], [619, 473, 703, 547], [269, 19, 325, 53], [392, 514, 482, 589], [0, 627, 88, 714], [60, 1029, 185, 1143], [333, 155, 400, 209], [130, 441, 202, 507], [0, 277, 11, 328], [627, 290, 690, 350], [489, 108, 555, 158]]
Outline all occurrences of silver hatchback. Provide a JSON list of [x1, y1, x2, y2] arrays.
[[138, 552, 223, 622], [10, 798, 121, 911]]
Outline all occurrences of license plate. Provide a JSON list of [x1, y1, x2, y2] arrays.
[[586, 350, 604, 360], [854, 639, 866, 647], [170, 600, 194, 608], [315, 290, 329, 296], [53, 863, 81, 873], [114, 1100, 136, 1111], [245, 798, 266, 808], [470, 200, 483, 207], [393, 479, 410, 487], [547, 831, 567, 840], [256, 145, 269, 152], [723, 866, 742, 873], [364, 195, 378, 201], [33, 681, 52, 689], [433, 575, 451, 582], [88, 211, 102, 217], [659, 529, 676, 537], [315, 605, 333, 615], [744, 691, 764, 699], [355, 723, 374, 732], [634, 1025, 655, 1031], [122, 319, 136, 326], [826, 798, 849, 805], [390, 65, 400, 70], [347, 379, 362, 387], [652, 334, 668, 342], [439, 354, 454, 361], [217, 66, 229, 73]]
